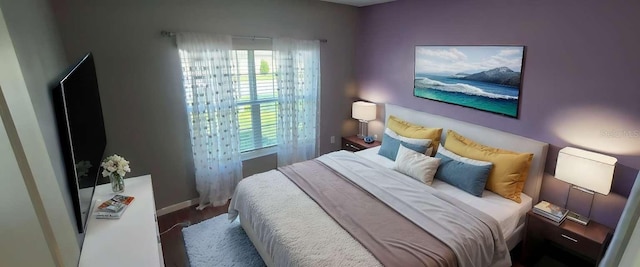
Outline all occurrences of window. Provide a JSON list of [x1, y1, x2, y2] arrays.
[[231, 50, 277, 153]]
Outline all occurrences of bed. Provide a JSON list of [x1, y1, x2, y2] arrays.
[[229, 104, 548, 267]]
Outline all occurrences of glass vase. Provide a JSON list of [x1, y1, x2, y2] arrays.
[[109, 173, 125, 193]]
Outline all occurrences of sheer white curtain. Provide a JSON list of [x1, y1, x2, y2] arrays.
[[176, 33, 243, 209], [273, 38, 321, 166]]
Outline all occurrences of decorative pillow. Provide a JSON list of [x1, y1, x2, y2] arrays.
[[378, 133, 428, 161], [437, 146, 493, 166], [384, 128, 433, 155], [434, 152, 492, 197], [387, 115, 442, 156], [443, 130, 534, 203], [385, 128, 431, 146], [393, 145, 441, 185]]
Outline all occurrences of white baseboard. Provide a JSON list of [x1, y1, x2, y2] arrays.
[[156, 198, 199, 216]]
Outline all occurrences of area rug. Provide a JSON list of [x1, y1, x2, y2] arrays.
[[182, 213, 265, 267]]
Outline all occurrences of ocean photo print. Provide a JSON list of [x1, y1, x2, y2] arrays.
[[414, 46, 525, 118]]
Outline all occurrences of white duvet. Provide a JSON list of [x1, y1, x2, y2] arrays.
[[229, 169, 383, 267]]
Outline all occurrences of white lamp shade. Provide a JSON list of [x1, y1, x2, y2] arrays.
[[352, 101, 376, 121], [555, 147, 617, 195]]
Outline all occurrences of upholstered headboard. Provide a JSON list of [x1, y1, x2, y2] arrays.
[[384, 104, 549, 204]]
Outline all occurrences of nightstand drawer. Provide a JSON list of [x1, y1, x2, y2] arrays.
[[547, 226, 601, 256], [343, 142, 362, 152], [342, 136, 381, 152]]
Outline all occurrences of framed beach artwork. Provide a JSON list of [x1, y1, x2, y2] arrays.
[[414, 45, 525, 118]]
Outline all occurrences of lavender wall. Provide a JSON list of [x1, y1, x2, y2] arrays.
[[357, 0, 640, 228]]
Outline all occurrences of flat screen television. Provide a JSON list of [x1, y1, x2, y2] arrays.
[[52, 53, 107, 233]]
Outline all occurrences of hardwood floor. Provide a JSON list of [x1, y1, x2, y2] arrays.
[[158, 201, 229, 267]]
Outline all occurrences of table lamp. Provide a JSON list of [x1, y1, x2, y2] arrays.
[[352, 101, 376, 139], [555, 147, 617, 225]]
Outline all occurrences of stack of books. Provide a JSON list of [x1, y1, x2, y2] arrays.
[[533, 201, 569, 225], [95, 195, 135, 219]]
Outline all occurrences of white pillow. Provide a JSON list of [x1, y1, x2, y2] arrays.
[[393, 144, 441, 185], [385, 128, 434, 155], [385, 128, 431, 145], [437, 146, 492, 166]]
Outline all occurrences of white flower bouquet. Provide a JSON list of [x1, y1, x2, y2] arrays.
[[101, 154, 131, 178], [101, 154, 131, 193]]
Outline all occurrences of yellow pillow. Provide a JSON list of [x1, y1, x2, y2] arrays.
[[387, 115, 443, 156], [443, 130, 533, 203]]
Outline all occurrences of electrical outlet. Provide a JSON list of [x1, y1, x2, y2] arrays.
[[330, 136, 336, 144], [374, 134, 378, 140]]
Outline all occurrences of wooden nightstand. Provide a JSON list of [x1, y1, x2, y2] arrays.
[[341, 135, 381, 152], [521, 210, 613, 266]]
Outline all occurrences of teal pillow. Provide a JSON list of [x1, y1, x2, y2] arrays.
[[434, 153, 492, 197], [378, 133, 427, 161]]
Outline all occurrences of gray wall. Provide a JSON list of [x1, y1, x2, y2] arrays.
[[0, 0, 81, 243], [52, 0, 359, 208], [0, 8, 61, 266], [1, 2, 81, 264]]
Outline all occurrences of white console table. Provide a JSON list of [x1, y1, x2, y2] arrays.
[[79, 175, 164, 267]]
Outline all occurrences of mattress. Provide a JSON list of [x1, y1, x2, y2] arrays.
[[355, 146, 533, 239]]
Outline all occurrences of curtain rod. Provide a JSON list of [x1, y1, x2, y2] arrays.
[[160, 31, 327, 43]]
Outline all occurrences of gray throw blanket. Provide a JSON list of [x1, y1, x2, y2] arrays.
[[280, 159, 458, 267], [316, 151, 511, 267]]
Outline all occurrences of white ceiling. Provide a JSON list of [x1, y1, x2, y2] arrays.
[[319, 0, 396, 7]]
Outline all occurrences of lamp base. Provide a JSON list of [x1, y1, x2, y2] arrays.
[[566, 211, 590, 225], [357, 121, 369, 139]]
